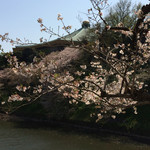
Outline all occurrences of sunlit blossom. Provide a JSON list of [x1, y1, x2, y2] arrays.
[[37, 18, 43, 23]]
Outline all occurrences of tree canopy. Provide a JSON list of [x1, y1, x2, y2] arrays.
[[104, 0, 142, 28]]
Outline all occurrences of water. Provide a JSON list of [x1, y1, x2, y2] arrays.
[[0, 121, 149, 150]]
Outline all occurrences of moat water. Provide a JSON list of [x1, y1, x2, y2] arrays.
[[0, 120, 149, 150]]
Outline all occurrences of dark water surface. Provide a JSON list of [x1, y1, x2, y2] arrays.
[[0, 121, 149, 150]]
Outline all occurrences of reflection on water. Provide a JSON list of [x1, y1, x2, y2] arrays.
[[0, 121, 149, 150]]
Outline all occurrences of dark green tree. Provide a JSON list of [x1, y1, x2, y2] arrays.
[[104, 0, 142, 28]]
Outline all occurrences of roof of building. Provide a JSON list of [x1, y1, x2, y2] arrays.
[[14, 21, 92, 51]]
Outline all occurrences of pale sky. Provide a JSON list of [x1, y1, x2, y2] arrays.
[[0, 0, 149, 52]]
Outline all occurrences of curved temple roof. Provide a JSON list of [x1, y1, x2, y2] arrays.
[[13, 21, 92, 51]]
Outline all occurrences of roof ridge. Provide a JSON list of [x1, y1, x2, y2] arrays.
[[61, 28, 82, 40], [72, 28, 89, 41]]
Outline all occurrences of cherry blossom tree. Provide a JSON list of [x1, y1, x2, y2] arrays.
[[0, 0, 149, 121]]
